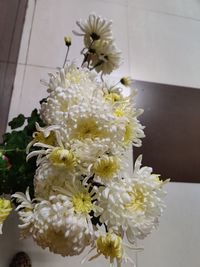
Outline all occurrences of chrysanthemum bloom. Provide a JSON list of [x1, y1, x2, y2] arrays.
[[32, 194, 94, 256], [90, 40, 122, 74], [91, 155, 122, 185], [31, 179, 102, 256], [96, 156, 167, 242], [0, 198, 12, 234], [34, 162, 69, 199], [96, 232, 123, 260], [26, 123, 59, 153], [83, 231, 141, 266], [12, 188, 35, 238], [73, 14, 113, 47], [40, 64, 98, 126], [14, 181, 100, 256]]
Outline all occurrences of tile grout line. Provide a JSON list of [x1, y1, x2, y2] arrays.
[[129, 4, 200, 23], [18, 0, 37, 114], [0, 60, 56, 71], [2, 0, 21, 129]]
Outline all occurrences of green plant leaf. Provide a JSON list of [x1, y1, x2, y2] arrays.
[[8, 114, 26, 129]]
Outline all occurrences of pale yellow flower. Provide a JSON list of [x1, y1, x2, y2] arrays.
[[96, 232, 123, 260], [74, 14, 113, 47], [64, 36, 72, 47], [120, 77, 132, 87], [92, 155, 120, 182], [0, 198, 12, 234], [48, 148, 76, 170]]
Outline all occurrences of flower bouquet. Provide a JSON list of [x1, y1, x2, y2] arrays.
[[0, 14, 168, 267]]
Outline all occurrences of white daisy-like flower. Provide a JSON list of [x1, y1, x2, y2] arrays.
[[95, 155, 167, 242], [73, 14, 113, 47], [91, 40, 122, 74], [12, 188, 35, 238]]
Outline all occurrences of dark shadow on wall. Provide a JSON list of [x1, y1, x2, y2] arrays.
[[133, 80, 200, 183], [0, 0, 28, 141]]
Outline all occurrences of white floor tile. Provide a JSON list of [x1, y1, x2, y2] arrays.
[[27, 0, 129, 75], [137, 182, 200, 267], [16, 65, 56, 116], [128, 7, 200, 88]]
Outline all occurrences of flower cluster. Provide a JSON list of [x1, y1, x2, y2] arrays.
[[73, 14, 121, 74], [8, 14, 168, 266]]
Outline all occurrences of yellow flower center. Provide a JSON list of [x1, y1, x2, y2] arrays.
[[72, 192, 93, 214], [104, 92, 121, 103], [74, 118, 107, 140], [114, 106, 126, 117], [65, 68, 86, 84], [33, 131, 55, 146], [49, 148, 76, 170], [125, 186, 145, 211], [0, 198, 12, 224], [93, 156, 119, 180], [96, 233, 123, 260]]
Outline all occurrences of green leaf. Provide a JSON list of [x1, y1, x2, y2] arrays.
[[9, 114, 26, 129]]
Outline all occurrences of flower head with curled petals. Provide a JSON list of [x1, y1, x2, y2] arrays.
[[12, 188, 35, 238], [73, 14, 113, 47], [95, 156, 168, 242], [91, 40, 122, 74]]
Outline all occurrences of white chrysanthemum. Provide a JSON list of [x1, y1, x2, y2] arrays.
[[34, 161, 70, 200], [82, 230, 142, 266], [14, 181, 101, 256], [91, 40, 122, 74], [40, 64, 98, 126], [91, 154, 128, 185], [26, 123, 59, 153], [46, 63, 96, 93], [95, 156, 167, 242], [73, 14, 113, 47], [66, 98, 125, 147], [103, 88, 145, 147], [32, 194, 94, 256], [12, 188, 35, 238]]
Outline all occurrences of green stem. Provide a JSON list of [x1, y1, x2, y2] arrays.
[[63, 46, 70, 67], [1, 148, 26, 153]]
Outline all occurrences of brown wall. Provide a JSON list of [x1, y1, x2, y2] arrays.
[[133, 80, 200, 183], [0, 0, 28, 140]]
